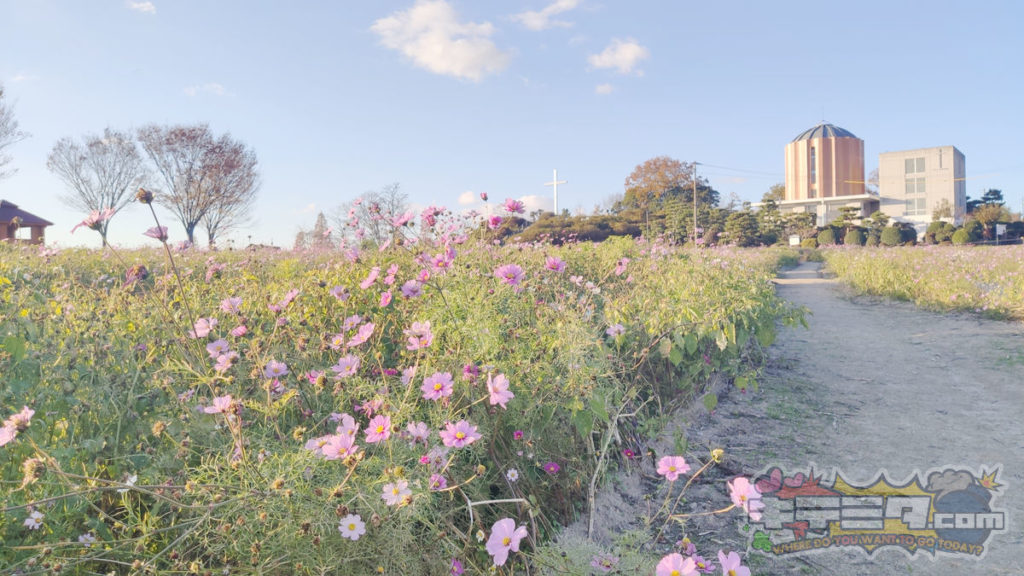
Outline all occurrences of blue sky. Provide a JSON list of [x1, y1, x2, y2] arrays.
[[2, 0, 1022, 248]]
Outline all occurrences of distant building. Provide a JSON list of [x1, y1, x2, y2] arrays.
[[779, 123, 878, 225], [0, 200, 53, 244], [878, 146, 966, 226]]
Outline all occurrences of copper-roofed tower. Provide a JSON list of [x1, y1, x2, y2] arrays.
[[782, 122, 873, 225]]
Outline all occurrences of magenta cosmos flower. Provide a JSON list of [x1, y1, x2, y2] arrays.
[[543, 461, 560, 475], [487, 373, 514, 409], [364, 414, 391, 443], [494, 263, 525, 286], [502, 198, 526, 214], [487, 215, 504, 229], [264, 360, 289, 379], [143, 226, 168, 241], [657, 456, 691, 482], [717, 551, 750, 576], [544, 256, 566, 273], [421, 372, 454, 401], [728, 477, 764, 521], [656, 553, 698, 576], [440, 420, 480, 448], [486, 518, 528, 566]]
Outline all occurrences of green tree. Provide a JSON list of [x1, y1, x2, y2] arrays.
[[723, 210, 760, 246], [967, 188, 1004, 213], [880, 226, 902, 247], [951, 229, 970, 245], [762, 183, 785, 202], [817, 228, 837, 246]]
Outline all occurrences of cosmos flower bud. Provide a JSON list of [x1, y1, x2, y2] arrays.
[[136, 188, 154, 204]]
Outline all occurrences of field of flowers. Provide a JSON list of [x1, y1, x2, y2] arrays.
[[823, 245, 1024, 320], [1, 205, 800, 574]]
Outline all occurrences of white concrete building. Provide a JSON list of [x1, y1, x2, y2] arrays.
[[878, 146, 966, 225]]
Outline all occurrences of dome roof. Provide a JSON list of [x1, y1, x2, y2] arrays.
[[791, 123, 858, 142]]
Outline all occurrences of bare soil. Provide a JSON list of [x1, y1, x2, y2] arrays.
[[568, 262, 1024, 575]]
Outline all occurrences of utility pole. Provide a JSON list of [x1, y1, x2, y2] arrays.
[[545, 169, 567, 215], [693, 162, 701, 246]]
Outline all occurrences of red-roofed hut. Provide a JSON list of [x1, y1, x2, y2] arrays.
[[0, 200, 54, 244]]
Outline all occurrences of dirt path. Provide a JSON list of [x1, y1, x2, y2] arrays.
[[689, 261, 1024, 575]]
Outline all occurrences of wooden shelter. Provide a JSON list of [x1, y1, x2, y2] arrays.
[[0, 200, 54, 244]]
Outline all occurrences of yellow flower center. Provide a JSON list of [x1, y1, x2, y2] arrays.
[[434, 383, 443, 390], [392, 488, 399, 495], [376, 425, 385, 434], [670, 571, 680, 576], [455, 432, 465, 439], [669, 465, 676, 472], [502, 537, 511, 546], [348, 523, 356, 530], [729, 571, 737, 576]]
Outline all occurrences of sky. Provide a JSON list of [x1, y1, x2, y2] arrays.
[[2, 0, 1023, 248]]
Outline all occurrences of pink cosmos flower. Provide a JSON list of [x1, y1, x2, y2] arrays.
[[322, 433, 359, 460], [304, 434, 334, 457], [331, 354, 361, 378], [480, 192, 488, 201], [230, 324, 247, 338], [264, 360, 289, 379], [392, 211, 414, 227], [655, 553, 698, 576], [347, 323, 374, 347], [400, 280, 422, 298], [439, 420, 480, 448], [487, 373, 514, 409], [513, 430, 524, 440], [486, 518, 528, 566], [494, 263, 525, 286], [23, 510, 44, 530], [657, 456, 691, 482], [502, 198, 526, 214], [203, 395, 233, 414], [728, 477, 764, 521], [421, 372, 455, 401], [401, 366, 418, 385], [379, 290, 392, 307], [359, 267, 380, 290], [335, 413, 359, 437], [329, 285, 349, 301], [0, 406, 34, 446], [429, 473, 448, 491], [189, 317, 217, 339], [71, 208, 115, 234], [590, 553, 619, 573], [219, 297, 242, 314], [690, 555, 715, 573], [406, 421, 430, 446], [381, 479, 411, 506], [143, 226, 168, 241], [329, 333, 346, 350], [606, 324, 625, 337], [342, 315, 362, 331], [614, 258, 630, 276], [338, 514, 366, 541], [365, 414, 391, 443], [716, 551, 750, 576], [205, 339, 230, 359], [544, 256, 566, 272], [404, 321, 434, 350], [488, 215, 504, 230]]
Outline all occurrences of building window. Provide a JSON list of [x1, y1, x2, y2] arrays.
[[905, 177, 925, 195], [905, 198, 927, 216], [905, 157, 925, 174], [810, 146, 816, 184], [808, 188, 816, 199]]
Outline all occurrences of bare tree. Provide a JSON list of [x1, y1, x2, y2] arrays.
[[0, 85, 29, 181], [200, 135, 259, 247], [332, 183, 408, 246], [47, 128, 147, 246], [138, 124, 259, 245]]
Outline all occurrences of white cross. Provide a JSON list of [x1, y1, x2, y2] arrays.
[[544, 169, 567, 215]]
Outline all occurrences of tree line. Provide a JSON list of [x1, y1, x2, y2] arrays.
[[1, 85, 259, 248]]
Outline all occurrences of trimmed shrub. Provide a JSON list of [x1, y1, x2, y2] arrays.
[[801, 237, 818, 249], [844, 228, 865, 246], [865, 233, 880, 247], [952, 228, 970, 245], [817, 228, 837, 246], [964, 220, 983, 242], [900, 224, 918, 245], [880, 226, 902, 247]]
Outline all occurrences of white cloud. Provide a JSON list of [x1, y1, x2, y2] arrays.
[[295, 203, 317, 215], [520, 195, 554, 214], [11, 73, 38, 83], [588, 38, 649, 75], [512, 0, 581, 31], [183, 83, 227, 97], [457, 191, 477, 205], [371, 0, 510, 82], [595, 83, 613, 94], [127, 1, 156, 14]]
